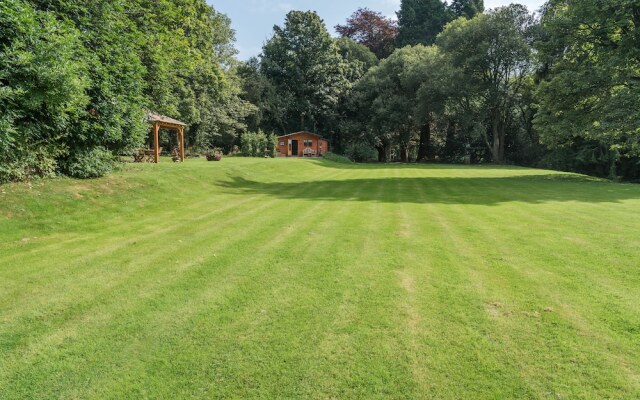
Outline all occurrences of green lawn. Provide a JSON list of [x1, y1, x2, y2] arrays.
[[1, 158, 639, 399]]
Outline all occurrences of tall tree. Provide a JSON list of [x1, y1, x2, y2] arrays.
[[335, 8, 398, 59], [534, 0, 640, 177], [350, 45, 447, 162], [237, 58, 271, 133], [414, 47, 451, 161], [331, 38, 379, 152], [396, 0, 449, 47], [261, 11, 349, 134], [449, 0, 484, 19], [1, 0, 248, 181], [0, 0, 89, 181], [437, 4, 536, 163]]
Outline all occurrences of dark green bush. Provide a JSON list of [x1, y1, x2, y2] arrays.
[[269, 134, 278, 158], [344, 142, 378, 162], [1, 0, 243, 183], [62, 147, 115, 179], [0, 147, 59, 183], [324, 152, 353, 164], [0, 0, 89, 183], [241, 131, 272, 157]]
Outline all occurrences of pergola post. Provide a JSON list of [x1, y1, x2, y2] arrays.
[[153, 122, 160, 164], [179, 126, 185, 162], [147, 112, 186, 163]]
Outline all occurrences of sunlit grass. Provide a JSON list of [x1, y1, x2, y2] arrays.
[[1, 158, 639, 399]]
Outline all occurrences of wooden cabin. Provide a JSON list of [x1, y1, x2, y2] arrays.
[[276, 132, 329, 157]]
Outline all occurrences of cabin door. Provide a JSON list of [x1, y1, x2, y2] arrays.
[[291, 140, 299, 156]]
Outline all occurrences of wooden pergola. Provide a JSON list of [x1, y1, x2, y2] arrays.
[[147, 111, 187, 163]]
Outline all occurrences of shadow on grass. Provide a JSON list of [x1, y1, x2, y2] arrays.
[[309, 159, 536, 171], [219, 175, 640, 205]]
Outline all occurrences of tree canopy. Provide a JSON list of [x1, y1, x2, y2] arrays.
[[438, 4, 536, 163], [534, 0, 640, 177], [396, 0, 450, 46], [450, 0, 485, 19], [261, 11, 349, 134], [0, 0, 250, 181], [335, 8, 398, 59], [3, 1, 640, 181]]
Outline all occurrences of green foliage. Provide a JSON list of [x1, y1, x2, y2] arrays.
[[31, 0, 149, 153], [449, 0, 484, 19], [396, 0, 449, 46], [350, 45, 447, 162], [437, 5, 536, 163], [344, 142, 378, 162], [261, 11, 350, 134], [323, 152, 353, 163], [237, 58, 273, 134], [241, 131, 270, 157], [336, 38, 379, 77], [1, 0, 248, 182], [0, 0, 89, 183], [61, 147, 115, 179], [269, 134, 278, 158], [534, 0, 640, 163], [5, 0, 639, 181]]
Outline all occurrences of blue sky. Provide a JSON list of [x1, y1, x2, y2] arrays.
[[209, 0, 547, 60]]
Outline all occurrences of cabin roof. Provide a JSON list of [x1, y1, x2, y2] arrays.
[[277, 131, 327, 139]]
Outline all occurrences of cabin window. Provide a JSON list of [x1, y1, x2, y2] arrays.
[[280, 141, 285, 146], [304, 140, 313, 147]]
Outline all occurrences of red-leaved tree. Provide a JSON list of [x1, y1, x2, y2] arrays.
[[335, 8, 398, 59]]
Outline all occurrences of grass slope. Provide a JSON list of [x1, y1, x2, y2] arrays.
[[1, 158, 639, 399]]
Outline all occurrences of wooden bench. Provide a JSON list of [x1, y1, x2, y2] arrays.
[[133, 148, 163, 163], [302, 147, 317, 157]]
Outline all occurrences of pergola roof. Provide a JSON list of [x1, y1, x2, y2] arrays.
[[146, 111, 187, 127]]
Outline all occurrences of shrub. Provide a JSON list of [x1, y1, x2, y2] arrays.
[[205, 148, 223, 161], [241, 131, 270, 157], [269, 134, 278, 158], [0, 146, 59, 183], [0, 0, 89, 183], [61, 147, 115, 179], [344, 142, 378, 162], [241, 137, 254, 156], [324, 152, 353, 164]]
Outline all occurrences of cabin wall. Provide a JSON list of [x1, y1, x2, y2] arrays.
[[276, 133, 329, 157]]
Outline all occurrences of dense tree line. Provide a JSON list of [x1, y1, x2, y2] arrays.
[[2, 0, 639, 181], [245, 0, 639, 180], [0, 0, 251, 181]]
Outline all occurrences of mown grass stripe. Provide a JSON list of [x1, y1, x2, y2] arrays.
[[1, 158, 640, 399]]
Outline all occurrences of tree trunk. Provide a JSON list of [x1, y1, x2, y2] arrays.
[[377, 140, 391, 162], [400, 144, 409, 162], [444, 118, 456, 162], [491, 110, 504, 164], [498, 124, 506, 163], [417, 120, 431, 162], [376, 145, 386, 162], [609, 149, 620, 180]]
